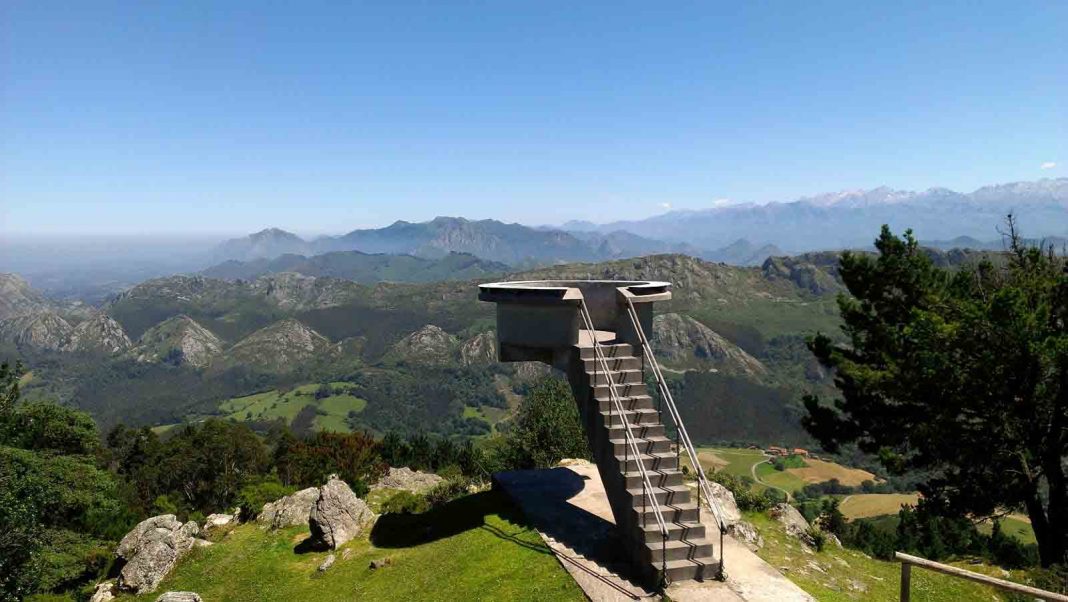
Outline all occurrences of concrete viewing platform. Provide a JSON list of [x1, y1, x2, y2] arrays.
[[494, 461, 814, 602]]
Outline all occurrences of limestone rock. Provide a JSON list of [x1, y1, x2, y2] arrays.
[[707, 482, 742, 525], [155, 593, 203, 602], [89, 581, 116, 602], [371, 466, 444, 494], [203, 513, 234, 530], [651, 313, 766, 376], [369, 557, 392, 570], [318, 553, 336, 572], [389, 324, 458, 365], [65, 314, 132, 354], [0, 311, 73, 351], [222, 318, 337, 373], [116, 515, 199, 594], [309, 475, 377, 549], [770, 503, 815, 547], [460, 330, 497, 365], [129, 316, 222, 368], [257, 487, 319, 529], [727, 520, 764, 550]]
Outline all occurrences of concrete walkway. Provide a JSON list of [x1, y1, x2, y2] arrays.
[[494, 461, 813, 602]]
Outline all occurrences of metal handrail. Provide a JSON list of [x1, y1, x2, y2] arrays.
[[622, 295, 728, 577], [576, 297, 670, 583]]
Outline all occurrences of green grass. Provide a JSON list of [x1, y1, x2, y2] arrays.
[[755, 460, 807, 493], [691, 447, 767, 479], [220, 383, 368, 433], [977, 515, 1037, 546], [125, 491, 582, 602], [748, 512, 1029, 601]]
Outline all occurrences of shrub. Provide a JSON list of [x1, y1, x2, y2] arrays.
[[380, 490, 429, 515], [236, 479, 296, 521], [424, 479, 470, 508]]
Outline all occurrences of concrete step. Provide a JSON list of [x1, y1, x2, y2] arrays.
[[639, 520, 707, 543], [626, 483, 691, 506], [624, 469, 683, 489], [657, 558, 720, 583], [595, 394, 655, 413], [615, 451, 679, 472], [602, 407, 661, 426], [592, 382, 649, 398], [645, 537, 715, 563], [582, 356, 642, 371], [609, 434, 671, 455], [578, 343, 634, 359], [632, 502, 699, 524], [606, 422, 665, 439], [585, 368, 644, 385]]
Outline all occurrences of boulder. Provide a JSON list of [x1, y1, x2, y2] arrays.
[[727, 520, 764, 550], [369, 557, 392, 570], [116, 515, 199, 594], [156, 593, 203, 602], [770, 503, 816, 548], [89, 581, 116, 602], [371, 466, 444, 494], [707, 482, 742, 525], [203, 513, 234, 530], [309, 475, 376, 549], [258, 487, 319, 529]]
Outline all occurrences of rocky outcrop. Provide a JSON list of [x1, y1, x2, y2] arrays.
[[372, 466, 444, 494], [761, 256, 842, 296], [389, 324, 458, 365], [222, 318, 336, 372], [116, 515, 199, 594], [155, 593, 203, 602], [651, 313, 766, 376], [0, 311, 73, 351], [707, 482, 763, 549], [770, 503, 815, 548], [129, 316, 223, 368], [65, 314, 132, 354], [257, 487, 319, 529], [460, 330, 497, 366], [248, 272, 361, 311], [309, 475, 376, 549], [0, 274, 54, 320]]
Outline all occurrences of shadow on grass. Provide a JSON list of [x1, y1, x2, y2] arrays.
[[370, 489, 550, 555]]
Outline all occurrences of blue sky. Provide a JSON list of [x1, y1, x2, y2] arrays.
[[2, 1, 1065, 235]]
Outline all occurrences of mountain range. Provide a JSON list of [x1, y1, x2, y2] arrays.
[[563, 178, 1068, 252]]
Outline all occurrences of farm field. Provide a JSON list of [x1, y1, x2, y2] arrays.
[[220, 382, 369, 432], [840, 493, 921, 520], [790, 458, 875, 486], [978, 514, 1037, 545]]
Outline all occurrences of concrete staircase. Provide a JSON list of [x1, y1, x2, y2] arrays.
[[567, 338, 720, 586]]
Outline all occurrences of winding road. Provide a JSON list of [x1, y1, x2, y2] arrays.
[[751, 456, 793, 501]]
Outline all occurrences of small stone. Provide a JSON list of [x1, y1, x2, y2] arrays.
[[318, 554, 336, 572], [203, 513, 234, 530], [341, 548, 353, 560], [89, 581, 115, 602], [155, 593, 203, 602], [369, 557, 392, 570], [193, 539, 213, 548]]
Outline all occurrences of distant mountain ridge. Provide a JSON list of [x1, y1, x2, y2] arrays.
[[569, 178, 1068, 252], [202, 250, 507, 283]]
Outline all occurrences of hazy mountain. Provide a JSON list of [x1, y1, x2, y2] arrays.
[[0, 311, 73, 351], [705, 239, 785, 266], [202, 251, 507, 283], [573, 178, 1068, 252], [216, 217, 710, 267], [214, 228, 310, 262], [65, 314, 133, 354]]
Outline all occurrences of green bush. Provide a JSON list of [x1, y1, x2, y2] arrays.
[[236, 479, 297, 521], [424, 480, 470, 509], [380, 490, 429, 515], [705, 469, 770, 512]]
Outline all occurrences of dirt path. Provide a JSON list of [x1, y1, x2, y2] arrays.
[[751, 457, 793, 501]]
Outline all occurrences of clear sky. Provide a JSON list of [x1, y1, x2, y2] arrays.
[[2, 1, 1065, 236]]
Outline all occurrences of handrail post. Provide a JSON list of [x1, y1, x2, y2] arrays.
[[899, 562, 911, 602]]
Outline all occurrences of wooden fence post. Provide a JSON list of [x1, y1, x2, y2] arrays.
[[900, 562, 911, 602]]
